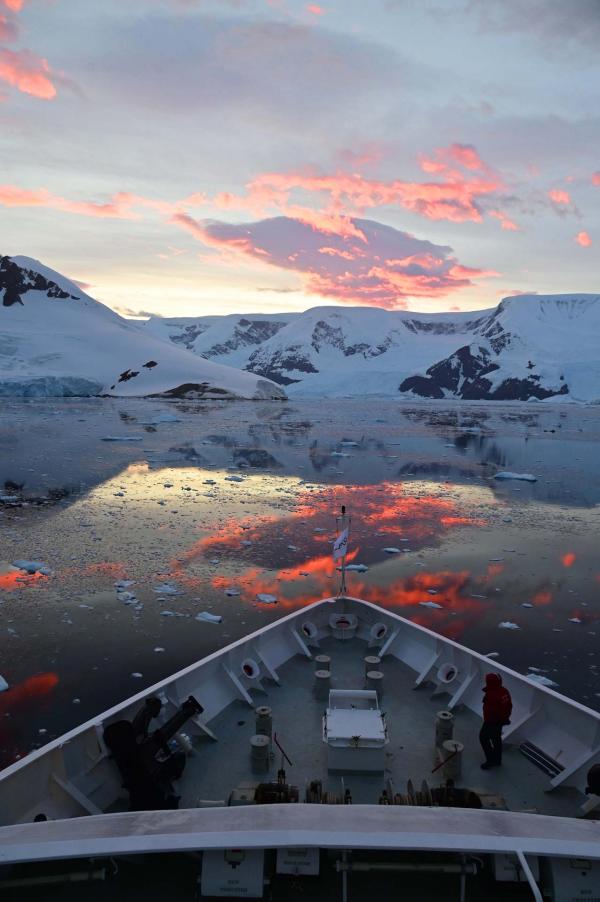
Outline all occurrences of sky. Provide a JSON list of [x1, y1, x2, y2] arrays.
[[1, 0, 599, 318]]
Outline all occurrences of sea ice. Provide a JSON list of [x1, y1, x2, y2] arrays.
[[152, 583, 181, 595], [498, 621, 521, 630], [340, 563, 369, 572], [196, 612, 222, 623], [0, 675, 8, 692], [224, 587, 240, 596], [101, 436, 143, 442], [13, 560, 52, 575], [383, 547, 401, 554], [419, 601, 442, 609], [494, 472, 537, 482], [256, 594, 277, 604]]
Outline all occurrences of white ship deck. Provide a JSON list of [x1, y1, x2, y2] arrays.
[[178, 635, 583, 818], [2, 597, 600, 900]]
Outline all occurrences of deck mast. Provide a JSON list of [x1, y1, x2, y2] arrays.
[[334, 504, 350, 597]]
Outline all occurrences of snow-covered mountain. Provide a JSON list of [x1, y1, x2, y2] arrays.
[[0, 256, 285, 400], [145, 295, 600, 401]]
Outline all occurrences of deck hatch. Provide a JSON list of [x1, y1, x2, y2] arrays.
[[519, 741, 564, 778]]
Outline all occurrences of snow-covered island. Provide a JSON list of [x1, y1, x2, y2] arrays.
[[2, 253, 599, 401], [145, 293, 600, 401], [0, 255, 286, 400]]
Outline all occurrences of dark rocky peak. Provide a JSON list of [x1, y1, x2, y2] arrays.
[[311, 320, 346, 353], [204, 318, 288, 358], [403, 316, 486, 335], [1, 256, 79, 308]]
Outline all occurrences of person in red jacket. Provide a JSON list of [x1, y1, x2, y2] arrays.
[[480, 673, 512, 769]]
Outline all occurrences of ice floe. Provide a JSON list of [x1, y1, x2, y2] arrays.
[[13, 559, 52, 575], [498, 621, 521, 630], [494, 471, 537, 482], [101, 436, 143, 442], [256, 594, 278, 604], [419, 601, 442, 609], [196, 611, 222, 624]]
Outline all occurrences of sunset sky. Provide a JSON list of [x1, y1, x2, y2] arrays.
[[1, 0, 598, 317]]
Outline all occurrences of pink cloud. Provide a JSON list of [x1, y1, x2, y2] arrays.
[[208, 144, 506, 227], [548, 187, 570, 205], [488, 209, 519, 230], [575, 231, 592, 247], [170, 214, 498, 308], [307, 3, 324, 13], [0, 185, 146, 218], [0, 48, 56, 99], [592, 172, 600, 187], [0, 13, 18, 41], [0, 0, 25, 10]]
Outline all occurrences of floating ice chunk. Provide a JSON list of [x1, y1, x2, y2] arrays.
[[160, 610, 175, 616], [341, 563, 369, 572], [209, 559, 220, 565], [154, 647, 165, 653], [498, 621, 521, 630], [485, 652, 500, 658], [0, 675, 8, 692], [13, 560, 52, 575], [241, 541, 253, 547], [521, 603, 533, 608], [196, 611, 222, 623], [569, 617, 582, 623], [426, 589, 438, 595], [152, 582, 181, 595], [527, 673, 558, 688], [331, 452, 350, 457], [340, 441, 358, 446], [225, 476, 244, 483], [131, 672, 143, 679], [224, 587, 240, 596], [101, 436, 143, 442], [256, 594, 277, 604], [203, 479, 216, 485], [494, 472, 537, 482], [140, 414, 180, 425], [419, 601, 442, 609], [117, 591, 137, 605], [0, 495, 19, 503], [383, 547, 401, 554], [287, 544, 300, 551], [115, 580, 135, 589]]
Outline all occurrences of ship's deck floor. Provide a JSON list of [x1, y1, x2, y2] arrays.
[[177, 636, 584, 818]]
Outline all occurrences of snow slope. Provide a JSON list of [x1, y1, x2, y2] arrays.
[[0, 256, 286, 400], [145, 295, 600, 401]]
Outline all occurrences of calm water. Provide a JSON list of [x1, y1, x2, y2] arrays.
[[1, 398, 600, 768]]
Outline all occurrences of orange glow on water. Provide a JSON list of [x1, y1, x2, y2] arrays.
[[561, 552, 576, 568], [0, 570, 45, 591], [532, 590, 552, 606], [0, 672, 59, 713]]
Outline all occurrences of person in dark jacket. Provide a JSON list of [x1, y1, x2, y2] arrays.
[[480, 672, 512, 769]]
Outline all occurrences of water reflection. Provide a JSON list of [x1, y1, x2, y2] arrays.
[[2, 398, 600, 766]]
